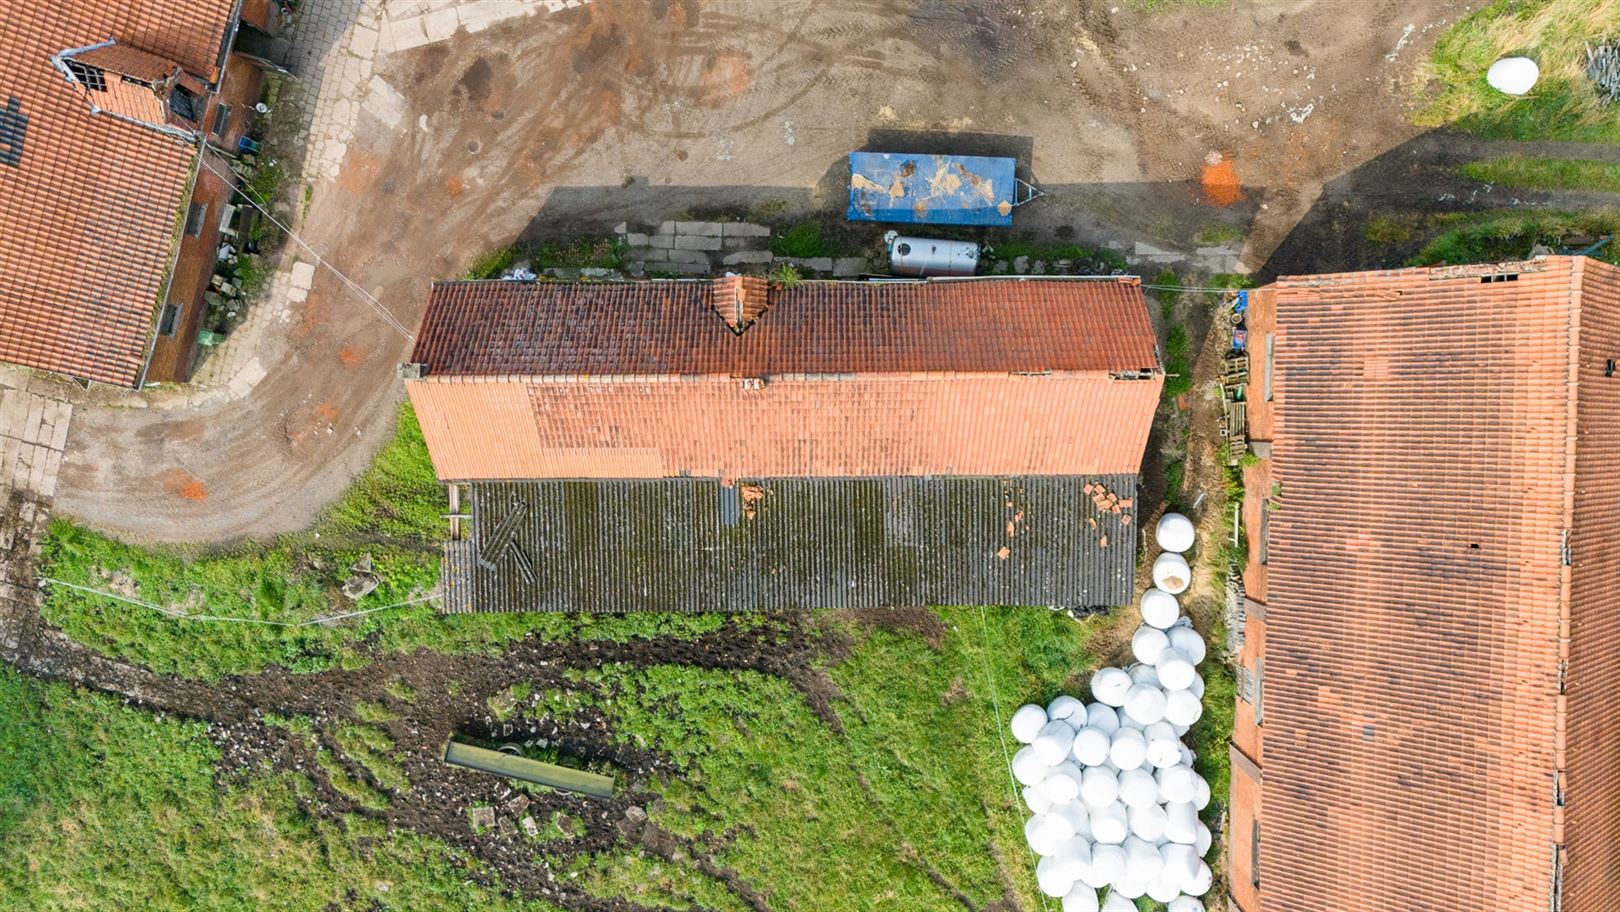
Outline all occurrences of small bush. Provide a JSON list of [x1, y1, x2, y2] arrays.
[[769, 221, 837, 258]]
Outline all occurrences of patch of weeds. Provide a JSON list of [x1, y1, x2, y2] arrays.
[[383, 679, 418, 704], [233, 255, 271, 298], [988, 238, 1129, 273], [317, 748, 391, 810], [336, 724, 410, 795], [769, 263, 803, 287], [1153, 270, 1181, 320], [1163, 324, 1193, 401], [1165, 460, 1186, 507], [352, 700, 398, 725], [1410, 209, 1620, 266], [486, 682, 533, 722], [1365, 214, 1418, 245], [301, 183, 313, 221], [1193, 223, 1245, 246], [242, 158, 285, 205], [1414, 0, 1620, 143], [463, 247, 516, 280], [534, 236, 624, 270], [1459, 155, 1620, 193], [769, 221, 838, 258]]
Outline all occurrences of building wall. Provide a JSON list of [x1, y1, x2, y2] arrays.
[[1245, 286, 1276, 444], [1565, 257, 1620, 911], [145, 152, 233, 383]]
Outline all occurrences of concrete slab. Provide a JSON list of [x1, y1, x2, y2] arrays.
[[674, 235, 722, 251]]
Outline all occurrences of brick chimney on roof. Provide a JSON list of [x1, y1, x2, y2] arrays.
[[711, 275, 771, 334]]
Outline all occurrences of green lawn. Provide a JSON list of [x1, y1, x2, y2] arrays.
[[0, 667, 552, 912], [1415, 0, 1620, 143], [1459, 155, 1620, 193]]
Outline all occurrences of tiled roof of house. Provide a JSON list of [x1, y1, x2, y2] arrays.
[[411, 276, 1162, 376], [0, 2, 237, 386], [407, 277, 1164, 480], [1259, 255, 1620, 911], [444, 475, 1141, 613]]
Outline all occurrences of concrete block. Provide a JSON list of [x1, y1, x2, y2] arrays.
[[722, 236, 764, 250], [625, 232, 649, 247], [613, 222, 628, 235], [722, 250, 774, 266], [802, 257, 834, 272], [647, 234, 675, 249], [668, 249, 712, 265], [676, 221, 723, 237], [654, 221, 677, 234], [651, 262, 710, 276], [722, 222, 771, 238], [833, 257, 866, 277], [674, 235, 722, 251]]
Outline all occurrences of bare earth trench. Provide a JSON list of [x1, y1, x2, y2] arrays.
[[36, 0, 1485, 545]]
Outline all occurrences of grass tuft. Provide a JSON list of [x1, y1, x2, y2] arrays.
[[1459, 155, 1620, 193]]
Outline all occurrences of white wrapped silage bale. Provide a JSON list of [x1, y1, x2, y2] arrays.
[[1061, 884, 1101, 912], [1012, 745, 1049, 786], [1487, 56, 1539, 95], [1034, 720, 1076, 764], [1123, 684, 1168, 725], [1167, 897, 1206, 912], [1167, 625, 1206, 665], [1171, 721, 1191, 738], [1086, 702, 1120, 735], [1117, 767, 1159, 809], [1189, 673, 1205, 699], [1089, 802, 1129, 845], [1054, 841, 1092, 883], [1144, 723, 1184, 769], [1155, 512, 1196, 553], [1086, 843, 1126, 888], [1140, 588, 1180, 629], [1101, 892, 1137, 912], [1036, 854, 1075, 898], [1163, 801, 1198, 845], [1152, 553, 1192, 595], [1156, 648, 1196, 691], [1041, 762, 1083, 804], [1024, 783, 1054, 815], [1131, 625, 1170, 665], [1127, 801, 1168, 842], [1110, 874, 1148, 899], [1179, 745, 1195, 767], [1192, 774, 1211, 811], [1164, 688, 1203, 727], [1011, 704, 1048, 743], [1052, 801, 1092, 841], [1162, 842, 1200, 888], [1048, 694, 1085, 722], [1195, 822, 1212, 857], [1025, 814, 1060, 855], [1146, 872, 1183, 904], [1157, 764, 1198, 804], [1072, 726, 1112, 767], [1123, 837, 1164, 883], [1108, 727, 1147, 771], [1090, 668, 1132, 707], [1127, 663, 1161, 688], [1185, 861, 1213, 896], [1080, 766, 1120, 808]]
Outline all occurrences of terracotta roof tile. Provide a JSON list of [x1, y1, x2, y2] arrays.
[[1256, 256, 1620, 912], [0, 3, 236, 386], [407, 277, 1163, 480]]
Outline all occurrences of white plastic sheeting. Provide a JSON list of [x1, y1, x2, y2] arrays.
[[1008, 512, 1213, 909]]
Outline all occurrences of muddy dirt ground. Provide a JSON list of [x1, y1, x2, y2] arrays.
[[49, 0, 1481, 545]]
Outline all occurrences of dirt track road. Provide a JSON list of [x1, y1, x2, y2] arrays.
[[51, 0, 1473, 544]]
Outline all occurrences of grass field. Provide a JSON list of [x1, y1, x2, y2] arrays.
[[1415, 0, 1620, 143], [1459, 155, 1620, 193], [38, 404, 731, 679], [0, 667, 551, 912]]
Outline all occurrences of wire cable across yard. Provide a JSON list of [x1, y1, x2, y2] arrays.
[[199, 150, 416, 341], [39, 577, 440, 628]]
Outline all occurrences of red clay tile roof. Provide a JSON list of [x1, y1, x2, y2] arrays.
[[1257, 255, 1620, 912], [411, 277, 1162, 376], [71, 43, 183, 84], [0, 3, 237, 387], [407, 277, 1163, 480]]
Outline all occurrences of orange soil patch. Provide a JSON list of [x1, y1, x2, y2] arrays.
[[292, 291, 330, 341], [446, 173, 464, 197], [699, 50, 751, 107], [337, 344, 369, 369], [337, 149, 385, 196], [158, 468, 208, 501], [316, 401, 341, 423], [1201, 155, 1245, 206]]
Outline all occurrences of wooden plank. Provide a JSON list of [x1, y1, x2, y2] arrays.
[[442, 741, 615, 798]]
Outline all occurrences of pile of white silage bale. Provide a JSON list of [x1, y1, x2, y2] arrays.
[[1009, 512, 1211, 912]]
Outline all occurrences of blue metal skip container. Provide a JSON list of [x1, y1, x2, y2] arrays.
[[847, 152, 1018, 227]]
